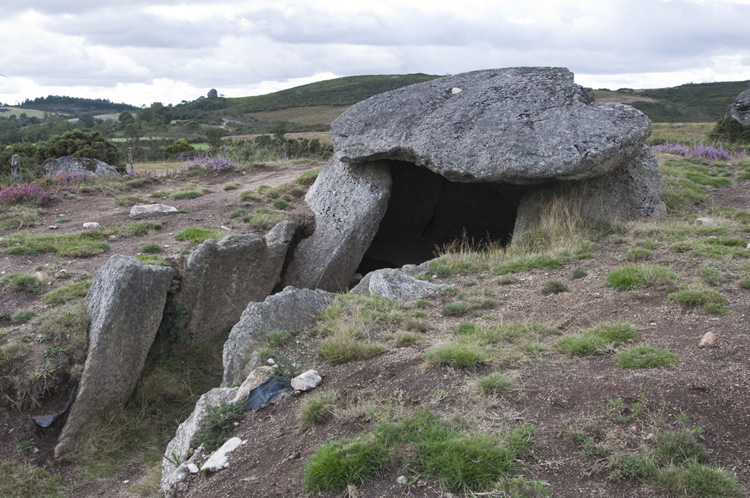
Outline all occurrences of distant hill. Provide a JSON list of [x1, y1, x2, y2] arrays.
[[595, 80, 750, 122], [19, 96, 138, 117]]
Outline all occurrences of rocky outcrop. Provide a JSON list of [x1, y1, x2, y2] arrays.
[[43, 156, 120, 178], [174, 221, 295, 348], [727, 88, 750, 129], [282, 67, 664, 288], [351, 268, 445, 300], [282, 157, 392, 291], [222, 287, 333, 387], [55, 255, 172, 457]]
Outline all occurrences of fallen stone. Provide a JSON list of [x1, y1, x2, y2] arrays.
[[174, 221, 295, 348], [55, 255, 173, 457], [43, 156, 120, 178], [696, 217, 718, 227], [222, 287, 333, 387], [291, 370, 322, 391], [129, 204, 179, 216], [82, 222, 100, 229], [187, 463, 200, 474], [699, 332, 717, 348], [397, 475, 408, 485], [351, 268, 445, 300], [201, 437, 244, 473]]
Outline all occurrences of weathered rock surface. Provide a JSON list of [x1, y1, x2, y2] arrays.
[[512, 146, 666, 241], [160, 387, 238, 497], [55, 255, 172, 457], [130, 203, 179, 216], [351, 268, 445, 300], [175, 221, 295, 348], [283, 156, 392, 291], [291, 370, 322, 391], [727, 88, 750, 129], [43, 155, 120, 178], [222, 287, 333, 387], [200, 437, 244, 473], [332, 67, 651, 184]]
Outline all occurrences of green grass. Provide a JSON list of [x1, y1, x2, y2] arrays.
[[605, 265, 679, 290], [0, 460, 65, 498], [655, 430, 708, 465], [441, 302, 467, 316], [557, 323, 640, 357], [229, 208, 248, 219], [393, 331, 422, 347], [0, 273, 42, 294], [572, 268, 587, 279], [424, 343, 487, 368], [317, 327, 384, 365], [42, 280, 92, 305], [626, 247, 653, 261], [654, 460, 745, 497], [303, 410, 534, 494], [0, 230, 110, 257], [242, 208, 286, 230], [136, 254, 168, 266], [616, 345, 678, 369], [476, 373, 516, 395], [139, 242, 163, 254], [697, 265, 725, 285], [295, 167, 322, 186], [114, 194, 142, 207], [541, 279, 568, 294], [174, 226, 223, 244], [239, 190, 261, 202], [0, 205, 41, 231], [272, 199, 291, 210], [667, 288, 728, 314], [223, 182, 240, 191], [10, 310, 35, 324], [298, 391, 338, 430], [123, 220, 163, 237]]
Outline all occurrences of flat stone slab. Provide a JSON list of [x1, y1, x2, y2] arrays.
[[331, 67, 651, 184]]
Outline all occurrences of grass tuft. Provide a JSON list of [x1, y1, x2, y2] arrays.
[[174, 226, 222, 244], [668, 288, 728, 314], [616, 345, 678, 369], [425, 343, 487, 368], [606, 265, 679, 291], [477, 373, 516, 395], [1, 273, 42, 294], [298, 391, 338, 430]]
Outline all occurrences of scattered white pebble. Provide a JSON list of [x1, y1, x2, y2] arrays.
[[397, 475, 408, 485], [267, 358, 275, 365]]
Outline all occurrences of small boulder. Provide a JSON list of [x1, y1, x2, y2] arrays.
[[200, 437, 244, 473], [696, 217, 718, 227], [291, 370, 322, 392], [727, 88, 750, 129], [351, 268, 445, 300], [82, 222, 100, 229], [130, 204, 179, 216], [222, 287, 333, 387], [43, 156, 119, 178], [699, 332, 717, 348]]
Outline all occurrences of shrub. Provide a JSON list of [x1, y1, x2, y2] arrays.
[[0, 183, 57, 205], [184, 153, 238, 172], [572, 269, 587, 279], [36, 129, 122, 167], [195, 402, 244, 452], [616, 345, 677, 369], [163, 139, 194, 157]]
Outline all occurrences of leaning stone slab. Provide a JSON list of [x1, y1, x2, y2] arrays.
[[130, 203, 179, 216], [43, 155, 120, 178], [222, 286, 333, 387], [282, 156, 392, 291], [351, 268, 445, 300], [160, 387, 238, 497], [55, 255, 173, 457], [175, 221, 295, 348]]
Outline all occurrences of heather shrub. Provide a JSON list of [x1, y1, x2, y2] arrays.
[[184, 154, 239, 172]]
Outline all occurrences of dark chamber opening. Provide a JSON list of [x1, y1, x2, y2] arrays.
[[357, 161, 533, 275]]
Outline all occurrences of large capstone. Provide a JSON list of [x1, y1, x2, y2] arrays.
[[283, 67, 665, 292]]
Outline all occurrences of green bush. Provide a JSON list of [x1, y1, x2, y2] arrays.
[[163, 139, 194, 157], [36, 129, 122, 169]]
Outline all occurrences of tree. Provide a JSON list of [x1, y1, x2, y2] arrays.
[[205, 127, 226, 149], [271, 120, 288, 142], [35, 129, 122, 166]]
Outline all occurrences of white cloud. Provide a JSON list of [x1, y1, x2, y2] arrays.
[[0, 0, 748, 106]]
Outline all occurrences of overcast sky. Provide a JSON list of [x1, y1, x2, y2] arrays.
[[1, 0, 749, 107]]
